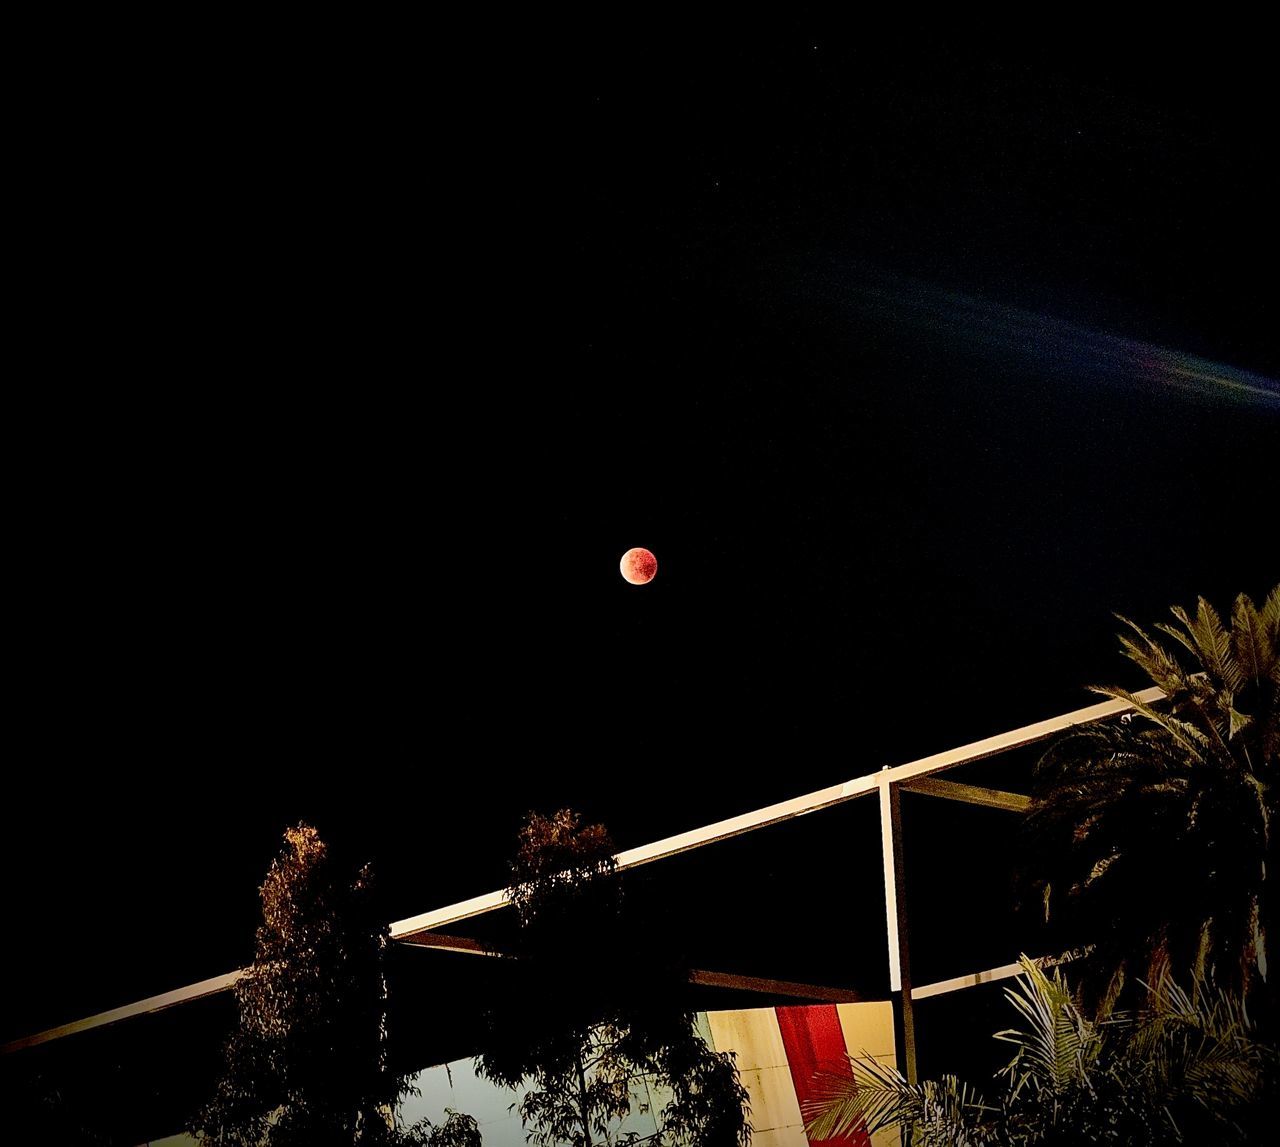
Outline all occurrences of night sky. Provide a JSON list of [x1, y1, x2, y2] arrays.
[[6, 25, 1278, 1067]]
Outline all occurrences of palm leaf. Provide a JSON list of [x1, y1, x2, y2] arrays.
[[1231, 593, 1272, 686], [1194, 596, 1243, 693], [1168, 605, 1205, 665], [802, 1056, 909, 1140], [1115, 614, 1190, 694], [1262, 583, 1280, 642], [812, 957, 1276, 1146], [994, 957, 1097, 1097], [1089, 686, 1210, 758], [1227, 707, 1253, 740], [803, 1056, 992, 1145]]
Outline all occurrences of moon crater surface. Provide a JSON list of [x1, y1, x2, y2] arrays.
[[620, 547, 658, 585]]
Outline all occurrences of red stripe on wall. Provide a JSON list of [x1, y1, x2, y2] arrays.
[[776, 1005, 870, 1147]]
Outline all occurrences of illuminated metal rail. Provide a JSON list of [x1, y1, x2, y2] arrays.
[[3, 687, 1162, 1057]]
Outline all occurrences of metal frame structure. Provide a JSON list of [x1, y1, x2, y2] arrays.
[[2, 687, 1163, 1060]]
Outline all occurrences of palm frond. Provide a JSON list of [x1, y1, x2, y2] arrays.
[[1115, 614, 1190, 695], [1196, 596, 1243, 692], [994, 957, 1100, 1098], [803, 1055, 992, 1145], [1132, 966, 1276, 1126], [802, 1056, 907, 1140], [1168, 604, 1206, 664], [1088, 686, 1210, 759], [808, 958, 1276, 1146], [1262, 584, 1280, 642], [1231, 593, 1273, 686], [1227, 706, 1253, 740]]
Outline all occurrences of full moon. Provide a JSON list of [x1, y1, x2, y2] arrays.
[[620, 547, 658, 585]]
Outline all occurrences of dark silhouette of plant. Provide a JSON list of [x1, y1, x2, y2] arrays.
[[803, 956, 1277, 1145], [1022, 587, 1278, 1014], [191, 824, 474, 1146], [404, 1108, 482, 1147], [476, 809, 750, 1147]]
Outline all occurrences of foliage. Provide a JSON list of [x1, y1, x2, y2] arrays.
[[803, 956, 1277, 1145], [476, 809, 750, 1147], [403, 1108, 483, 1147], [1022, 587, 1278, 1009], [191, 824, 456, 1147]]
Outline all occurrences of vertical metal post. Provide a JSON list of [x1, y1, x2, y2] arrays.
[[879, 769, 917, 1084]]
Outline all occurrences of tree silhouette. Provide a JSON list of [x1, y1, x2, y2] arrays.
[[476, 809, 750, 1147], [191, 824, 474, 1146]]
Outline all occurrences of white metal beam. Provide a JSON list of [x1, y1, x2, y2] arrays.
[[393, 687, 1161, 939], [1, 970, 244, 1055], [911, 949, 1089, 1000], [878, 772, 902, 993], [911, 963, 1023, 1000], [4, 688, 1162, 1052]]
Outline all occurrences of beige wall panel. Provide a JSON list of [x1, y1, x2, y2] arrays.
[[708, 1007, 804, 1135], [836, 1001, 896, 1062]]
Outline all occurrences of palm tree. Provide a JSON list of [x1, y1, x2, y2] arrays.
[[802, 956, 1276, 1145], [1021, 586, 1278, 1014]]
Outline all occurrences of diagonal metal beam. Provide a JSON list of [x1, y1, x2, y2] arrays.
[[1, 971, 244, 1054], [899, 777, 1031, 813], [4, 688, 1161, 1054], [911, 949, 1089, 1001], [391, 687, 1161, 939], [912, 962, 1025, 1000], [399, 935, 863, 1003], [398, 933, 496, 956], [686, 969, 861, 1003]]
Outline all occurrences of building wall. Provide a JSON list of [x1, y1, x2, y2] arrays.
[[397, 1002, 899, 1147], [150, 1002, 900, 1146], [707, 1002, 899, 1147]]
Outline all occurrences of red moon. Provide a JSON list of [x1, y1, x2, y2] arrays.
[[620, 547, 658, 585]]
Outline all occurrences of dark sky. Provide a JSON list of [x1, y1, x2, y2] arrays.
[[6, 26, 1278, 1052]]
